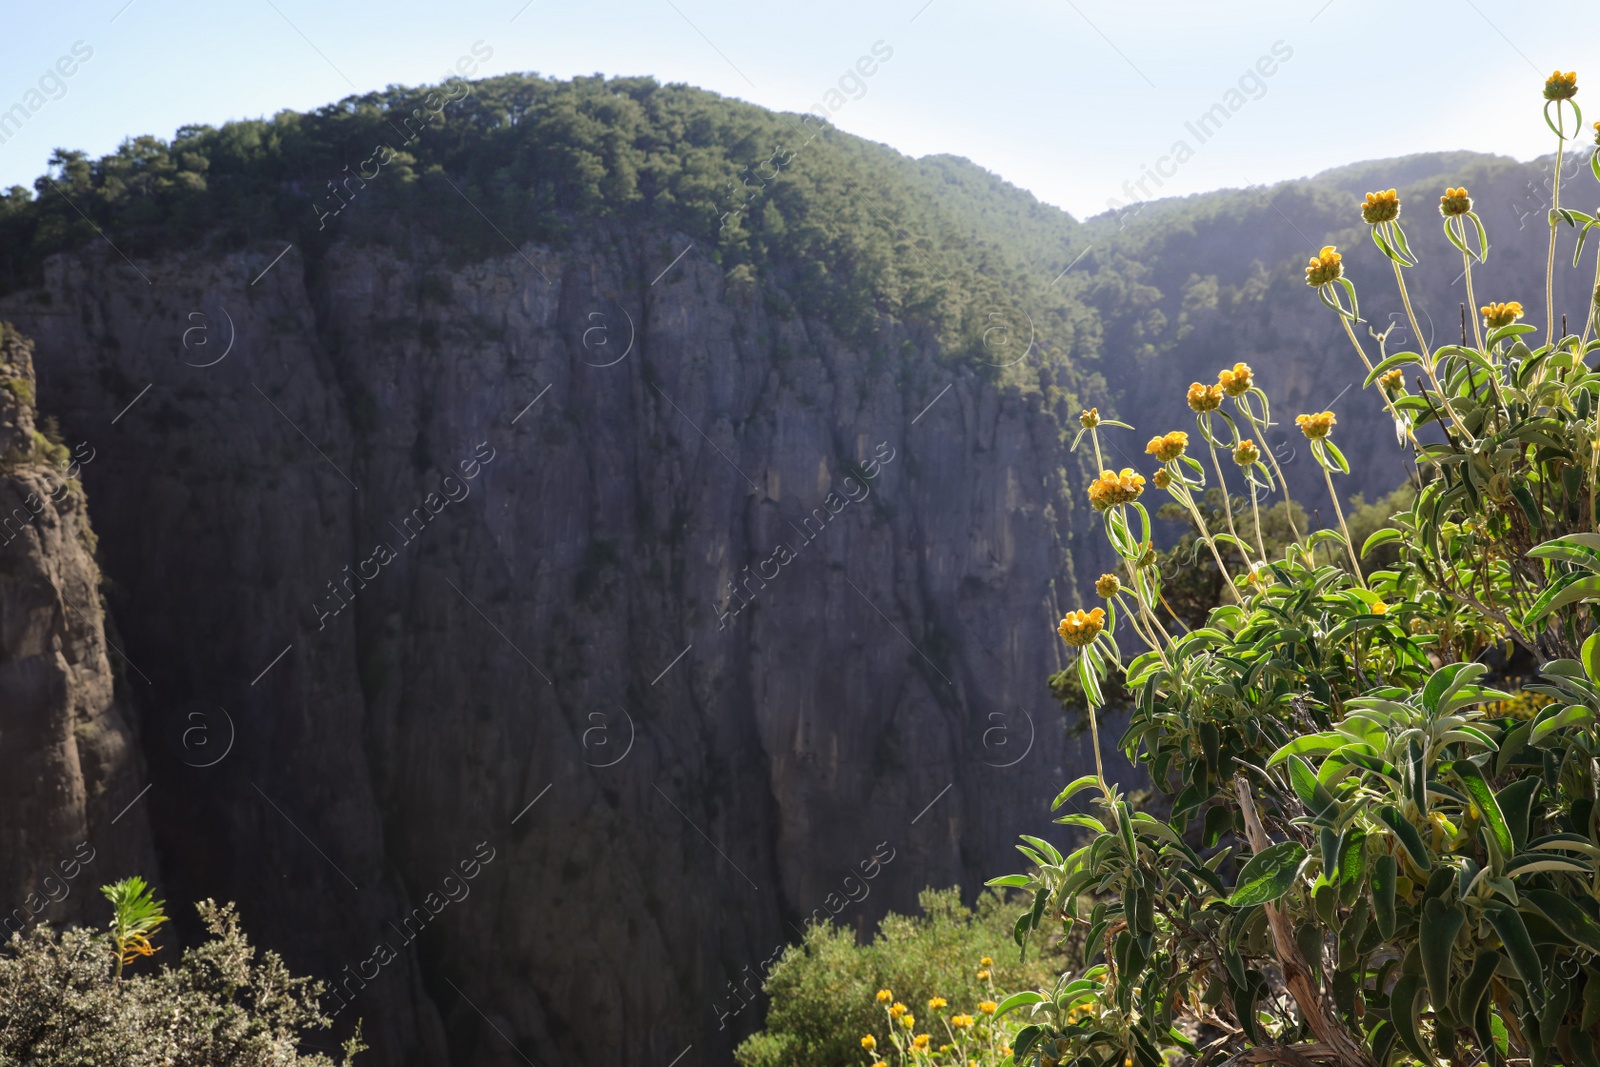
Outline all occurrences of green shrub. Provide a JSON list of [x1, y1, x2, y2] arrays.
[[735, 888, 1076, 1067], [0, 898, 362, 1065]]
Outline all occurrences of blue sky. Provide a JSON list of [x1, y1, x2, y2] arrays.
[[1, 0, 1595, 220]]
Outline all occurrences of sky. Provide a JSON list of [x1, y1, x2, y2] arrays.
[[1, 0, 1596, 221]]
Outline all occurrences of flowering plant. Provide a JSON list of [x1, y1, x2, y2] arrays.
[[996, 72, 1600, 1067]]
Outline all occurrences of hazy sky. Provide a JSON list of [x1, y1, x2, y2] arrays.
[[2, 0, 1595, 220]]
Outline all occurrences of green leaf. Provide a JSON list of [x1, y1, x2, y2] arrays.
[[1265, 732, 1347, 767], [1228, 841, 1307, 907], [1390, 973, 1435, 1066], [1421, 897, 1466, 1023], [1522, 889, 1600, 954], [1378, 805, 1431, 870], [1454, 949, 1502, 1040], [1584, 633, 1600, 683], [1373, 852, 1397, 938], [986, 874, 1033, 888], [1531, 704, 1593, 745], [1361, 527, 1405, 557], [1525, 574, 1600, 627], [1455, 760, 1512, 856], [1288, 755, 1337, 819], [1484, 899, 1545, 1011], [1051, 774, 1102, 811], [994, 991, 1046, 1019]]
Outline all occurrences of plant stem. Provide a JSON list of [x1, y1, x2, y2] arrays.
[[1240, 402, 1303, 543], [1549, 117, 1567, 347], [1322, 464, 1365, 587], [1338, 315, 1417, 446], [1457, 218, 1484, 352], [1248, 473, 1267, 560], [1179, 488, 1245, 606], [1392, 259, 1473, 442], [1208, 443, 1254, 570]]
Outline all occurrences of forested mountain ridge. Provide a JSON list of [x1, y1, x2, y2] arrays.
[[0, 71, 1582, 1066]]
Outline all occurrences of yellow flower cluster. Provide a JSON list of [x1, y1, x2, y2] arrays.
[[1218, 361, 1253, 397], [1361, 189, 1400, 225], [1304, 245, 1342, 287], [1079, 407, 1100, 429], [1233, 440, 1260, 467], [1296, 411, 1336, 440], [979, 1000, 998, 1015], [1439, 186, 1472, 218], [1058, 608, 1106, 648], [1087, 468, 1145, 511], [889, 1001, 907, 1018], [876, 989, 893, 1003], [951, 1015, 975, 1029], [1371, 601, 1389, 615], [862, 1034, 877, 1051], [1152, 468, 1172, 489], [1095, 573, 1121, 599], [1545, 70, 1578, 101], [900, 1013, 916, 1030], [927, 996, 947, 1011], [1186, 382, 1223, 412], [1144, 430, 1188, 463], [980, 957, 992, 967], [912, 1034, 931, 1050], [1481, 301, 1524, 328], [1379, 368, 1406, 394]]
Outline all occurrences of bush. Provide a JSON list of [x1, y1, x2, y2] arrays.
[[0, 897, 362, 1065], [999, 73, 1600, 1067], [734, 888, 1077, 1067]]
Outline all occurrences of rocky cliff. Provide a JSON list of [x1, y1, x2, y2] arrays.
[[0, 223, 1099, 1065], [0, 324, 155, 944]]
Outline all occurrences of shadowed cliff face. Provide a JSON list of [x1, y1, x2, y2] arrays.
[[0, 326, 155, 943], [0, 226, 1099, 1065]]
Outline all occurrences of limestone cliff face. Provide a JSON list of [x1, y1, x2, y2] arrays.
[[0, 228, 1100, 1065], [0, 324, 155, 942]]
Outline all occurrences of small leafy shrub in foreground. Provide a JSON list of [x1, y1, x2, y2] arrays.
[[0, 889, 362, 1066], [734, 888, 1076, 1067]]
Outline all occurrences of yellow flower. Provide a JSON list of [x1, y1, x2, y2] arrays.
[[874, 1063, 888, 1067], [1593, 120, 1600, 146], [1481, 301, 1525, 329], [876, 989, 893, 1003], [862, 1035, 877, 1051], [1361, 189, 1400, 225], [951, 1015, 975, 1029], [1546, 70, 1578, 101], [975, 967, 992, 980], [1379, 368, 1406, 394], [1087, 468, 1145, 511], [927, 996, 948, 1011], [1186, 382, 1223, 412], [1058, 607, 1106, 648], [1095, 572, 1122, 599], [1305, 245, 1342, 287], [1372, 601, 1389, 615], [1295, 411, 1336, 440], [1439, 187, 1472, 218], [913, 1034, 931, 1050], [1152, 468, 1172, 490], [980, 957, 993, 967], [889, 1002, 907, 1019], [1079, 407, 1101, 429], [1233, 439, 1260, 467], [1218, 361, 1253, 396], [900, 1013, 915, 1030], [1144, 430, 1188, 463], [979, 1000, 999, 1015]]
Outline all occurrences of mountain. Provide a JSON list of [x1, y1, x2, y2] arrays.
[[0, 71, 1585, 1065]]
